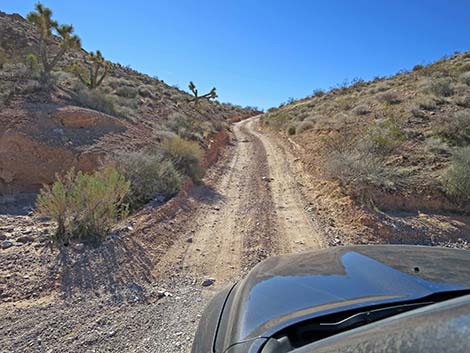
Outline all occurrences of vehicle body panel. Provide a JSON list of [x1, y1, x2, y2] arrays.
[[192, 245, 470, 353]]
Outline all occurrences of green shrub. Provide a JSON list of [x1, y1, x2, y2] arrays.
[[366, 121, 405, 155], [36, 167, 129, 244], [162, 137, 205, 181], [296, 121, 314, 134], [436, 111, 470, 146], [74, 89, 117, 116], [287, 125, 296, 135], [442, 146, 470, 202], [116, 151, 181, 210]]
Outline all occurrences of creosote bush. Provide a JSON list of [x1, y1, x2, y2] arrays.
[[442, 146, 470, 202], [115, 151, 182, 210], [287, 125, 296, 135], [162, 137, 205, 182], [36, 167, 130, 244]]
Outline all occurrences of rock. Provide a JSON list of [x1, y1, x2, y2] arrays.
[[0, 234, 6, 241], [17, 235, 34, 243], [186, 237, 193, 243], [156, 290, 173, 298], [1, 240, 13, 249], [201, 278, 216, 287], [73, 243, 85, 251]]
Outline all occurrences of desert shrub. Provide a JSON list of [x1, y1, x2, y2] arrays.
[[312, 89, 325, 97], [459, 72, 470, 86], [287, 125, 296, 135], [106, 77, 131, 89], [0, 63, 28, 79], [36, 167, 129, 244], [114, 85, 138, 98], [454, 95, 470, 108], [138, 85, 155, 98], [296, 121, 314, 134], [74, 89, 117, 116], [366, 121, 405, 155], [424, 137, 450, 155], [417, 96, 437, 110], [115, 151, 181, 210], [441, 146, 470, 202], [436, 111, 470, 146], [376, 90, 401, 104], [413, 64, 424, 71], [16, 80, 41, 94], [161, 137, 205, 181], [166, 112, 204, 141], [425, 78, 454, 97], [324, 136, 399, 195], [351, 104, 370, 115]]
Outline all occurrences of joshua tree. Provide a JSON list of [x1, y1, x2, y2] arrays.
[[188, 81, 217, 104], [73, 50, 109, 89], [27, 3, 81, 84]]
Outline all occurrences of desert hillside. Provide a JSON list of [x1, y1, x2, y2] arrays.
[[261, 52, 470, 247], [0, 4, 469, 353], [0, 10, 259, 193]]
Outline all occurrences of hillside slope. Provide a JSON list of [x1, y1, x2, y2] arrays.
[[0, 10, 258, 192], [262, 52, 470, 247]]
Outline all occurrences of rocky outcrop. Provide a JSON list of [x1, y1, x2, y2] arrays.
[[0, 104, 128, 194]]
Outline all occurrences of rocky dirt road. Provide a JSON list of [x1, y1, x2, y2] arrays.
[[1, 117, 326, 353]]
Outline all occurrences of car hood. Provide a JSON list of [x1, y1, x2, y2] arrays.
[[215, 245, 470, 352]]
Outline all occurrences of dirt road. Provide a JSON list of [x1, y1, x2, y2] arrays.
[[158, 117, 325, 286], [1, 117, 326, 353]]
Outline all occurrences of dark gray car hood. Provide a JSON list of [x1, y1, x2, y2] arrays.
[[215, 245, 470, 352]]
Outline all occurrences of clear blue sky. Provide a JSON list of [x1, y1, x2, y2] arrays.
[[1, 0, 470, 109]]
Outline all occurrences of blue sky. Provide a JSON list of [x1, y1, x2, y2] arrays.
[[1, 0, 470, 109]]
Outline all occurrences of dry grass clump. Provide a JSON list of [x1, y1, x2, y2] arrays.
[[351, 104, 370, 115], [459, 72, 470, 86], [435, 111, 470, 146], [74, 89, 118, 116], [416, 96, 437, 110], [442, 146, 470, 202], [114, 85, 138, 98], [376, 90, 401, 104], [324, 134, 400, 197], [36, 167, 129, 244], [423, 77, 454, 97], [296, 120, 314, 134]]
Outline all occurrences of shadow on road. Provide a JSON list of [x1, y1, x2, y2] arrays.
[[51, 237, 154, 302]]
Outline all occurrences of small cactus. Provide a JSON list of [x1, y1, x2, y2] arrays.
[[188, 81, 217, 104]]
